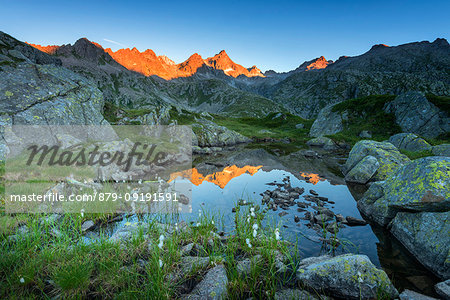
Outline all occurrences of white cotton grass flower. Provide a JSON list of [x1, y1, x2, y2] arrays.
[[253, 229, 257, 238], [252, 223, 258, 238], [246, 238, 252, 248], [159, 259, 163, 268], [175, 222, 178, 231], [275, 228, 281, 241], [357, 271, 363, 283], [252, 223, 259, 230], [80, 209, 85, 218], [196, 223, 201, 227], [158, 235, 165, 249], [247, 215, 251, 223], [19, 277, 25, 284], [211, 220, 214, 225]]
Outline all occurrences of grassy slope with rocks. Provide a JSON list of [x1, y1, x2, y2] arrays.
[[0, 204, 307, 299], [324, 94, 449, 159]]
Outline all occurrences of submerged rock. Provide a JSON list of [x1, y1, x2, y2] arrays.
[[296, 254, 398, 299], [390, 211, 450, 279], [343, 140, 410, 182]]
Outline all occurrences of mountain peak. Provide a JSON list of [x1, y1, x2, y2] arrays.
[[295, 56, 332, 72]]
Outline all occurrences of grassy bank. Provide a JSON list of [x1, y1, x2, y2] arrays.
[[0, 203, 314, 299]]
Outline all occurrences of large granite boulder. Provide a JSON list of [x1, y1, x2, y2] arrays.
[[358, 156, 450, 226], [296, 254, 398, 299], [183, 264, 228, 299], [192, 119, 250, 147], [384, 91, 449, 138], [309, 105, 346, 137], [388, 133, 432, 152], [390, 211, 450, 279], [343, 140, 410, 182]]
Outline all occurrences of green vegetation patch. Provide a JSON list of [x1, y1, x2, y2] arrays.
[[329, 95, 401, 145], [425, 94, 450, 114]]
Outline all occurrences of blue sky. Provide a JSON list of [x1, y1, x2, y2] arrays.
[[1, 0, 449, 72]]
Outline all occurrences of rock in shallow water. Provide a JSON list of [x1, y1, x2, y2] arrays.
[[389, 133, 432, 152], [390, 211, 450, 279], [296, 254, 398, 299]]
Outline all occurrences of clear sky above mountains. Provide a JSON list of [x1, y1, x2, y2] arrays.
[[2, 0, 449, 72]]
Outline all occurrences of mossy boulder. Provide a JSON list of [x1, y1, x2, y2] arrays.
[[306, 136, 339, 151], [358, 156, 450, 226], [343, 140, 410, 182], [390, 211, 450, 279], [344, 155, 380, 184], [432, 144, 450, 157], [388, 133, 432, 152], [192, 119, 250, 147], [296, 254, 398, 299]]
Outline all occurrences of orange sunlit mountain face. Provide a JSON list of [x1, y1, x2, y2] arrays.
[[28, 40, 266, 80], [299, 172, 324, 185], [169, 165, 263, 189]]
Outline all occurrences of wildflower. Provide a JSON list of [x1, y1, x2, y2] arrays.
[[198, 209, 202, 217], [19, 277, 25, 284], [158, 235, 165, 249], [246, 238, 252, 248], [175, 222, 179, 231], [357, 271, 363, 283], [247, 215, 251, 223], [275, 228, 281, 241], [138, 179, 142, 184], [159, 259, 163, 268], [211, 220, 214, 225], [253, 229, 257, 238], [80, 209, 85, 218], [196, 223, 200, 227], [252, 223, 259, 230], [250, 207, 256, 217]]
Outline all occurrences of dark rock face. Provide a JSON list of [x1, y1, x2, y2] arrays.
[[309, 105, 346, 137], [384, 92, 450, 138], [0, 32, 110, 160], [390, 211, 450, 279], [0, 31, 61, 66]]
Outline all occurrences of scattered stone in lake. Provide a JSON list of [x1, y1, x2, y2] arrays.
[[231, 207, 236, 213], [345, 216, 367, 226], [294, 216, 300, 223], [279, 211, 288, 218], [309, 190, 318, 196], [81, 220, 95, 232]]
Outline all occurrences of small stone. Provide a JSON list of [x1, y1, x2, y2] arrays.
[[435, 279, 450, 300]]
